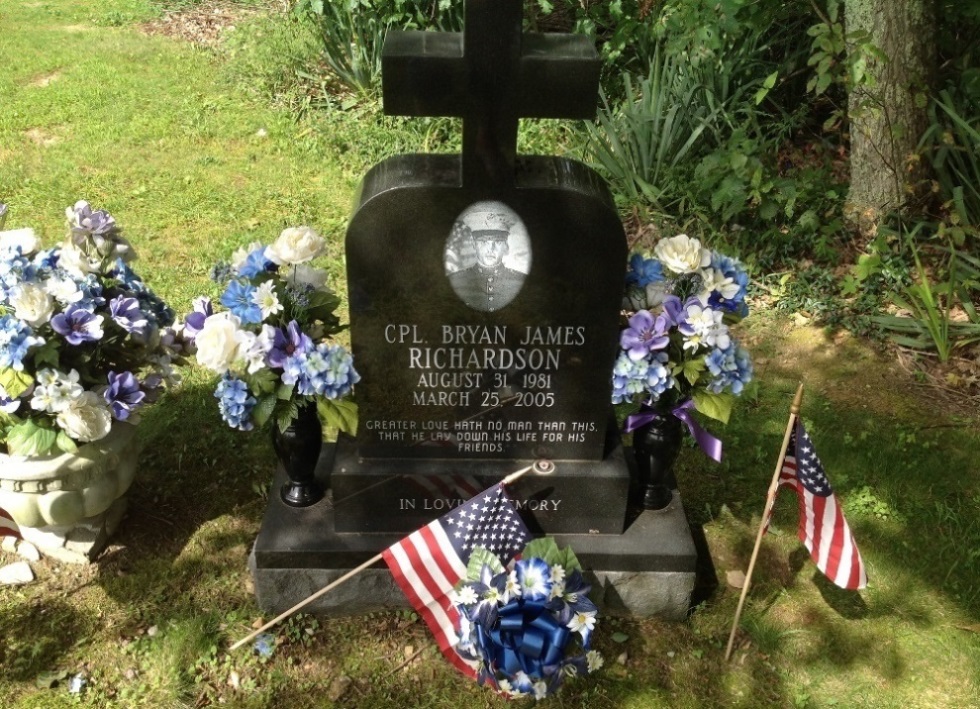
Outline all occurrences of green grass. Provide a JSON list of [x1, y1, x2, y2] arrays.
[[2, 2, 980, 707]]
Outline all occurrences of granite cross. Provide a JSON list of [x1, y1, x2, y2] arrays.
[[382, 0, 601, 190]]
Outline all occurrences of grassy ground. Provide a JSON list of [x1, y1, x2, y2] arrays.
[[1, 2, 979, 707]]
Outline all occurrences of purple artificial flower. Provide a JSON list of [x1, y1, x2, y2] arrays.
[[267, 320, 313, 368], [68, 200, 117, 238], [109, 295, 148, 335], [620, 310, 670, 361], [103, 371, 146, 420], [661, 295, 685, 326], [182, 296, 213, 339], [51, 305, 105, 345]]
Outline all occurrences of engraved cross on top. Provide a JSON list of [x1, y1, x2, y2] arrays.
[[382, 0, 601, 191]]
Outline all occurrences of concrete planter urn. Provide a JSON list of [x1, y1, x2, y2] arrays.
[[0, 423, 141, 563]]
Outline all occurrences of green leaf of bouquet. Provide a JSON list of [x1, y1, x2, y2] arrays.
[[7, 419, 58, 456], [318, 398, 358, 436], [0, 368, 33, 399], [465, 546, 504, 581], [276, 382, 295, 400], [31, 340, 60, 369], [681, 358, 706, 386], [55, 431, 78, 454], [252, 394, 277, 428], [522, 537, 559, 563], [275, 400, 300, 433], [611, 632, 630, 643], [552, 545, 583, 573], [692, 390, 733, 424], [246, 369, 278, 395]]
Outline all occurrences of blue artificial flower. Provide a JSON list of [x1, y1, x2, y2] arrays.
[[33, 248, 59, 272], [611, 352, 650, 405], [619, 309, 670, 361], [51, 305, 104, 345], [109, 258, 143, 290], [237, 247, 276, 279], [109, 295, 149, 336], [103, 370, 146, 421], [515, 557, 553, 602], [220, 279, 263, 324], [0, 315, 41, 371], [72, 273, 106, 312], [705, 345, 753, 395], [625, 253, 665, 288], [253, 633, 276, 659], [706, 253, 750, 316], [282, 343, 360, 399], [643, 351, 674, 400], [0, 383, 22, 414], [214, 374, 257, 431]]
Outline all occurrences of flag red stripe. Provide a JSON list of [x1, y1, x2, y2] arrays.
[[419, 524, 459, 591], [400, 536, 455, 653], [384, 543, 453, 651]]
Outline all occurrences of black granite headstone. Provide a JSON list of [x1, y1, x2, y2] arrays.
[[250, 0, 697, 619], [335, 0, 630, 534]]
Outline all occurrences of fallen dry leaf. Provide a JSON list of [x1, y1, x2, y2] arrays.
[[726, 570, 746, 589]]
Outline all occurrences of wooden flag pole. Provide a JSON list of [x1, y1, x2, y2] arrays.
[[724, 383, 804, 662], [230, 460, 552, 652]]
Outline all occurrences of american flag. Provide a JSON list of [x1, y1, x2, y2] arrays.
[[0, 507, 21, 539], [776, 421, 867, 590], [382, 482, 530, 678]]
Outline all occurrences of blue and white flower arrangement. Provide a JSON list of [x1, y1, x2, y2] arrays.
[[184, 227, 359, 434], [450, 538, 602, 700], [0, 201, 187, 456], [612, 234, 753, 429]]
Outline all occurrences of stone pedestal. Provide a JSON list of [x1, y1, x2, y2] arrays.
[[17, 498, 128, 564], [249, 442, 697, 620]]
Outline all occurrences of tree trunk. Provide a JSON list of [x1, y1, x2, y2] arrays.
[[846, 0, 935, 224]]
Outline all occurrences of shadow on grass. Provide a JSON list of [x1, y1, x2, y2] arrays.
[[676, 323, 980, 702], [0, 598, 96, 683]]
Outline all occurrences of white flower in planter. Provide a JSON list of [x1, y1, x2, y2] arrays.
[[653, 234, 710, 275]]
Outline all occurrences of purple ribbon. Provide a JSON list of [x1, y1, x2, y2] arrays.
[[624, 399, 723, 463]]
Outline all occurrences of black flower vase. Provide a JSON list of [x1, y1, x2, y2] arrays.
[[633, 407, 683, 510], [271, 403, 324, 508]]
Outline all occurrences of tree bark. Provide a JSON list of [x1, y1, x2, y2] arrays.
[[846, 0, 935, 222]]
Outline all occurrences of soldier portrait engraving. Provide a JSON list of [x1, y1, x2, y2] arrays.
[[444, 201, 531, 312]]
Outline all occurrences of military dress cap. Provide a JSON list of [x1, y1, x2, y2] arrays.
[[471, 228, 510, 241]]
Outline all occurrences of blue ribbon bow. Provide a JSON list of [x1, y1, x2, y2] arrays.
[[475, 600, 570, 679]]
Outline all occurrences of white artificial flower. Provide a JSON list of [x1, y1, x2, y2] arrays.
[[654, 234, 711, 274], [56, 390, 112, 443], [503, 570, 522, 602], [550, 564, 566, 584], [265, 226, 325, 266], [58, 241, 100, 278], [43, 275, 84, 305], [194, 312, 246, 373], [566, 610, 597, 638], [645, 280, 669, 308], [586, 650, 604, 673], [0, 227, 39, 255], [698, 267, 740, 304], [251, 280, 283, 319], [532, 681, 548, 700], [238, 325, 275, 375], [8, 283, 55, 327], [454, 585, 479, 605], [549, 579, 566, 601], [285, 263, 329, 291], [231, 241, 264, 272], [683, 304, 730, 351], [31, 368, 84, 413]]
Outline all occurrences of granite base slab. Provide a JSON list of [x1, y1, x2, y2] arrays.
[[250, 469, 697, 620]]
